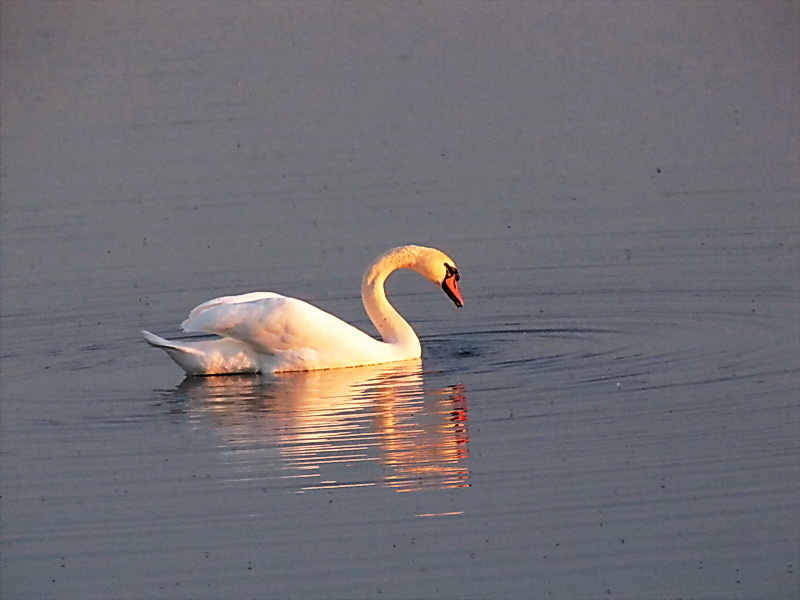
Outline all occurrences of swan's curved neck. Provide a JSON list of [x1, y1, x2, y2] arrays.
[[361, 248, 421, 353]]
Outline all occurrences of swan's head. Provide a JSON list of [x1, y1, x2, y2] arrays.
[[365, 245, 464, 308], [400, 245, 464, 308]]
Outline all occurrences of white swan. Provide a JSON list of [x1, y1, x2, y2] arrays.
[[142, 244, 463, 375]]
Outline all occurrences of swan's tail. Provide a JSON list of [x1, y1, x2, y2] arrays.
[[142, 329, 177, 349], [142, 330, 208, 374], [142, 330, 201, 354], [141, 330, 259, 375]]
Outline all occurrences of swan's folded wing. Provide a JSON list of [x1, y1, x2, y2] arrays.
[[185, 292, 285, 322], [181, 292, 374, 355]]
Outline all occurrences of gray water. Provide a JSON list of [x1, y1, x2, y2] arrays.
[[2, 2, 798, 599]]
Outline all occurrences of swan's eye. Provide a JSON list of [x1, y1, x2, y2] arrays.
[[444, 263, 460, 281]]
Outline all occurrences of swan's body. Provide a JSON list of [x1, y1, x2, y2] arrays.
[[142, 245, 463, 375]]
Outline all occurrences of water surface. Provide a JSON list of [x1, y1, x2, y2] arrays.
[[2, 3, 798, 598]]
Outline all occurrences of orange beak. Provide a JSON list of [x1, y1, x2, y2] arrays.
[[442, 275, 464, 308]]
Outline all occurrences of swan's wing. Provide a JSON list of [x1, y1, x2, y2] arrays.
[[185, 291, 285, 321], [181, 292, 377, 356]]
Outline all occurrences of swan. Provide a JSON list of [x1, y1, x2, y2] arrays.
[[142, 244, 463, 375]]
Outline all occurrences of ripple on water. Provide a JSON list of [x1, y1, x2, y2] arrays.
[[428, 287, 796, 399]]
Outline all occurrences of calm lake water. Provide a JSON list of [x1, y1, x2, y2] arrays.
[[2, 3, 798, 599]]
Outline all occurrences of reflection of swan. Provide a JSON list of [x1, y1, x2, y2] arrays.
[[172, 362, 469, 491], [143, 245, 463, 374], [375, 383, 469, 492]]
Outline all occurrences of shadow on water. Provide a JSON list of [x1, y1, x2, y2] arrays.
[[154, 360, 470, 493]]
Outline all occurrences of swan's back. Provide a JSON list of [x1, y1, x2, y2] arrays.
[[181, 292, 412, 371]]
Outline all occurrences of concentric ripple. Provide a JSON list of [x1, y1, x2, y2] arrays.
[[429, 289, 797, 398]]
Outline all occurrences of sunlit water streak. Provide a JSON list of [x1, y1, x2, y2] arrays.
[[155, 361, 470, 493]]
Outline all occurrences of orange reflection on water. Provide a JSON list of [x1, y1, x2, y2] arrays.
[[375, 383, 469, 492], [176, 360, 470, 492]]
